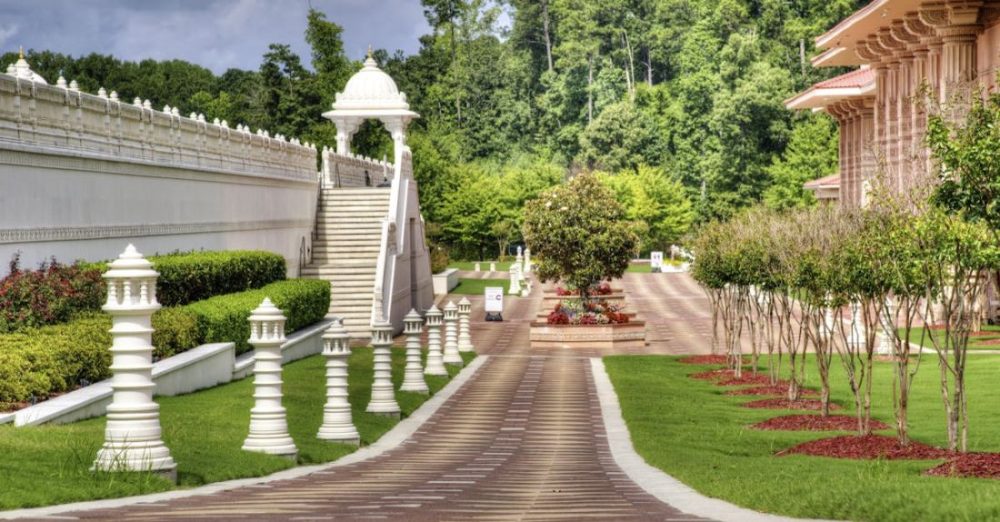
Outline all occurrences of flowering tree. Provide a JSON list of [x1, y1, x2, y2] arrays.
[[523, 173, 639, 302]]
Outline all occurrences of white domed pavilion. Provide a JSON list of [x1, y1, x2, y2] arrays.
[[322, 51, 418, 161]]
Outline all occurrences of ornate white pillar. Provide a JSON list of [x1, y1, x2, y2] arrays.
[[509, 264, 522, 295], [94, 245, 176, 480], [423, 305, 447, 376], [367, 309, 401, 417], [524, 248, 532, 273], [400, 309, 429, 393], [442, 300, 463, 366], [334, 118, 360, 154], [457, 297, 475, 353], [242, 298, 298, 459], [317, 319, 360, 445]]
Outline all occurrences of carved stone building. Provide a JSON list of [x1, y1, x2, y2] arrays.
[[786, 0, 1000, 207]]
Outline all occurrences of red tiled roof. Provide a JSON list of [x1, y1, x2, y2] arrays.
[[814, 68, 874, 90], [803, 173, 840, 190]]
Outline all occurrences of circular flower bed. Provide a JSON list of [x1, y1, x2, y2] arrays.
[[744, 398, 841, 411], [926, 453, 1000, 478], [555, 282, 613, 297], [546, 301, 629, 325], [726, 385, 817, 397]]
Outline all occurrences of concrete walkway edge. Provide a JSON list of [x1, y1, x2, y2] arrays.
[[0, 355, 490, 520], [589, 357, 836, 522]]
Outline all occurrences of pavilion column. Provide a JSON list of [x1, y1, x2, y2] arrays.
[[859, 100, 876, 206], [885, 59, 901, 187], [872, 63, 889, 181], [830, 104, 850, 208], [909, 48, 929, 189], [898, 53, 915, 193]]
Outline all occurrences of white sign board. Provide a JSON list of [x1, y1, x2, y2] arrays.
[[650, 251, 664, 269], [484, 287, 504, 313]]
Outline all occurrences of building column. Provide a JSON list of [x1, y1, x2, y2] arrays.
[[898, 53, 914, 193], [859, 100, 876, 206]]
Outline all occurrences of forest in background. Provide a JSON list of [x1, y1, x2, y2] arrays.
[[3, 0, 862, 260]]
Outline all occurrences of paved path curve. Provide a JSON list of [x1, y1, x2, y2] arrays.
[[32, 273, 719, 521]]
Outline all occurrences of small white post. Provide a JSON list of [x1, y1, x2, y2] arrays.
[[367, 309, 401, 417], [94, 245, 176, 481], [424, 305, 447, 376], [442, 300, 463, 366], [474, 262, 481, 272], [877, 296, 895, 356], [242, 298, 298, 459], [400, 309, 429, 393], [848, 300, 866, 350], [317, 319, 359, 445], [524, 248, 532, 273], [509, 264, 522, 295], [516, 246, 523, 268], [489, 261, 497, 272], [458, 297, 475, 353]]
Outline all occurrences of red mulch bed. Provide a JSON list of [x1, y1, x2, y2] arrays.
[[716, 373, 776, 386], [752, 414, 888, 432], [778, 434, 952, 460], [726, 385, 816, 397], [975, 338, 1000, 346], [926, 453, 1000, 478], [678, 355, 753, 365], [690, 369, 734, 381], [744, 398, 842, 411]]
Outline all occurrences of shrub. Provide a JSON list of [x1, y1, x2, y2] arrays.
[[85, 250, 287, 307], [430, 242, 450, 274], [184, 279, 330, 354], [0, 279, 328, 407], [0, 256, 104, 333]]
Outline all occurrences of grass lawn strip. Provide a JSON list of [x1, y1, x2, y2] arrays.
[[450, 278, 509, 295], [448, 261, 512, 271], [605, 354, 1000, 521], [0, 348, 475, 510]]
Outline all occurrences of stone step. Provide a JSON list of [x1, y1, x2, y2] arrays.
[[312, 242, 382, 251]]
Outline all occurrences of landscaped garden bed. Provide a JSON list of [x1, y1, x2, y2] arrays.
[[605, 354, 1000, 521], [0, 348, 476, 509], [751, 414, 880, 431], [0, 251, 327, 410]]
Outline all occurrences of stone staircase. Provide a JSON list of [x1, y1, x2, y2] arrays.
[[301, 187, 391, 339]]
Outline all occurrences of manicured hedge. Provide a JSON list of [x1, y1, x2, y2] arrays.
[[0, 279, 329, 407], [86, 250, 287, 307], [185, 279, 330, 354]]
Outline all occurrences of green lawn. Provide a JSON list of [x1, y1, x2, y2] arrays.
[[605, 354, 1000, 522], [904, 325, 1000, 351], [450, 278, 509, 295], [0, 348, 475, 510], [448, 261, 512, 271], [626, 260, 683, 273]]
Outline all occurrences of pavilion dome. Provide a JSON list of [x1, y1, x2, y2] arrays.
[[333, 54, 410, 112], [6, 52, 47, 85]]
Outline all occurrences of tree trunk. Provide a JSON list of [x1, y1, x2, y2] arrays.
[[645, 47, 653, 86], [542, 0, 554, 74]]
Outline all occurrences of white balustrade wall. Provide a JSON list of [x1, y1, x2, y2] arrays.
[[0, 73, 320, 275], [321, 148, 393, 188]]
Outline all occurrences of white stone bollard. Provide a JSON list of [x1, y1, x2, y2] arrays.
[[516, 246, 523, 269], [367, 307, 401, 417], [442, 301, 463, 366], [489, 261, 497, 272], [93, 245, 177, 480], [509, 264, 522, 295], [242, 298, 298, 459], [848, 300, 866, 350], [457, 297, 475, 353], [474, 262, 481, 272], [317, 319, 359, 445], [524, 248, 532, 273], [424, 305, 447, 376], [877, 297, 895, 356], [400, 309, 429, 393]]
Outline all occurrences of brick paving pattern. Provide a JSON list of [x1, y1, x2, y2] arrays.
[[44, 273, 714, 521]]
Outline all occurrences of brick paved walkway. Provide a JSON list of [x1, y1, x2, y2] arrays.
[[40, 273, 715, 521]]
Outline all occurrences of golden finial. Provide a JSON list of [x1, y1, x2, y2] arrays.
[[366, 44, 373, 59], [18, 46, 23, 60]]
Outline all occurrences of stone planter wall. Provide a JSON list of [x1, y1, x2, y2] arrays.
[[529, 321, 646, 350]]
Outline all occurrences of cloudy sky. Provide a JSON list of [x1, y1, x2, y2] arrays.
[[0, 0, 432, 73]]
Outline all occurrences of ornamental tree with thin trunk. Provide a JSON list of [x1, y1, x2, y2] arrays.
[[522, 173, 639, 302]]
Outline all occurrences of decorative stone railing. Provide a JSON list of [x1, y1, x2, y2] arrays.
[[321, 148, 393, 188], [0, 73, 317, 182]]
